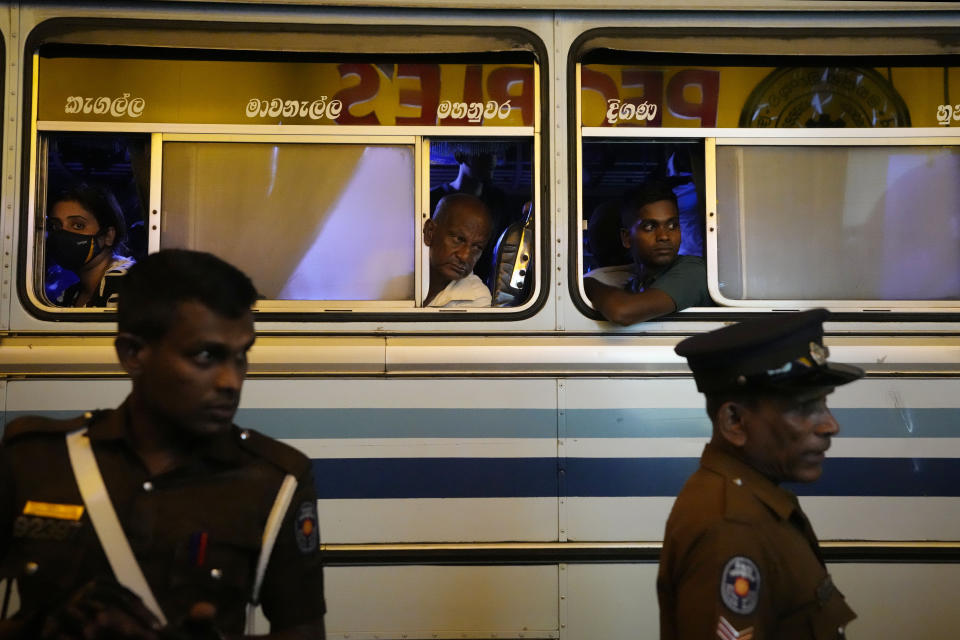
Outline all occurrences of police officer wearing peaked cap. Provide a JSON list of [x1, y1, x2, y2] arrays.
[[658, 309, 862, 640]]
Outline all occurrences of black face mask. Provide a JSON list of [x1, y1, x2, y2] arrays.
[[47, 229, 103, 271]]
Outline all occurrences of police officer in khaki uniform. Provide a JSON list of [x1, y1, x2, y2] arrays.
[[658, 309, 861, 640], [0, 250, 325, 640]]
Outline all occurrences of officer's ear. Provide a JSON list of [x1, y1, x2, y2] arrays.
[[715, 400, 749, 448], [115, 333, 148, 378]]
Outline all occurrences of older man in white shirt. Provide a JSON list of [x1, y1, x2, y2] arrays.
[[422, 193, 493, 308]]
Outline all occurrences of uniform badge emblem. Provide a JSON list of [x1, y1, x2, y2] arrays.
[[720, 556, 760, 615], [717, 616, 754, 640], [809, 341, 829, 366], [294, 501, 319, 554]]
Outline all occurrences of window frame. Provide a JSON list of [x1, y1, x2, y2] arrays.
[[25, 49, 544, 320], [572, 57, 960, 319]]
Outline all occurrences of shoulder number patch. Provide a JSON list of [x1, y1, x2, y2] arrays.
[[294, 501, 319, 554], [720, 556, 760, 615]]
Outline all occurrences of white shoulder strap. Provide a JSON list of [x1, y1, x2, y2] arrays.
[[245, 473, 298, 635], [65, 428, 167, 626]]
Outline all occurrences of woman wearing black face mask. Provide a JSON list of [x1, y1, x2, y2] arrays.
[[46, 183, 135, 307]]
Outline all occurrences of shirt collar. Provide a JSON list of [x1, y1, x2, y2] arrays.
[[86, 398, 246, 468], [700, 441, 799, 521], [627, 259, 676, 293]]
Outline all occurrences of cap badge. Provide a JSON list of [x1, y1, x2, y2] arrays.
[[809, 341, 829, 366]]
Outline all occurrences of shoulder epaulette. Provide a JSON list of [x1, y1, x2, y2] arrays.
[[236, 427, 310, 478], [2, 413, 89, 444], [723, 478, 773, 525]]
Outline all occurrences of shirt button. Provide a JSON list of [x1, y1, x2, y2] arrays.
[[143, 481, 154, 492], [732, 478, 743, 486], [210, 568, 223, 580], [240, 430, 250, 440], [24, 561, 38, 575], [83, 411, 93, 420]]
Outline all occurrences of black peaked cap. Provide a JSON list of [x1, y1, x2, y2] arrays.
[[675, 309, 864, 394]]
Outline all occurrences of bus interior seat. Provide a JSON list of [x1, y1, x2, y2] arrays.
[[491, 201, 534, 307]]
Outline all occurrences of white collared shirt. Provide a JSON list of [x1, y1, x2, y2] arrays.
[[426, 273, 492, 308]]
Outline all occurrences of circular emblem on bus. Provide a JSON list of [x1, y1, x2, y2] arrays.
[[739, 67, 911, 128]]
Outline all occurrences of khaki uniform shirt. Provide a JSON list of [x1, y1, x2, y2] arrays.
[[657, 443, 855, 639], [0, 401, 325, 635]]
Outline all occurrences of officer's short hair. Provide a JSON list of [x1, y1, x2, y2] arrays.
[[704, 392, 757, 422], [620, 180, 679, 229], [118, 249, 257, 342]]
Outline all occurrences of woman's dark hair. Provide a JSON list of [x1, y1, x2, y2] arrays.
[[50, 182, 127, 249]]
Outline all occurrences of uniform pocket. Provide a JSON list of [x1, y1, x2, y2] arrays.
[[169, 539, 254, 595]]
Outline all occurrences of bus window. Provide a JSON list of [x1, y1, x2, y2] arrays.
[[576, 49, 960, 316], [29, 46, 542, 317], [715, 143, 960, 303], [429, 138, 534, 307], [161, 140, 416, 305], [38, 133, 149, 307]]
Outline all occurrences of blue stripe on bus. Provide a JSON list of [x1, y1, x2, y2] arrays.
[[564, 408, 960, 438], [311, 457, 960, 499], [4, 407, 959, 439], [312, 457, 559, 499]]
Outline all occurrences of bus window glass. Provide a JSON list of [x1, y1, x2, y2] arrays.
[[716, 144, 960, 301], [429, 139, 534, 306], [581, 139, 705, 277], [161, 142, 415, 302], [40, 134, 149, 307]]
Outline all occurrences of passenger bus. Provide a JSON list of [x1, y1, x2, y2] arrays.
[[1, 0, 960, 637]]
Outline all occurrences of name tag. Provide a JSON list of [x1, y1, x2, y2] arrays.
[[23, 501, 84, 521]]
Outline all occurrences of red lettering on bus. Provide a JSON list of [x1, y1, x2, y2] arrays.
[[486, 67, 534, 127], [666, 69, 719, 128], [396, 64, 441, 126], [440, 64, 484, 126], [334, 63, 381, 125]]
